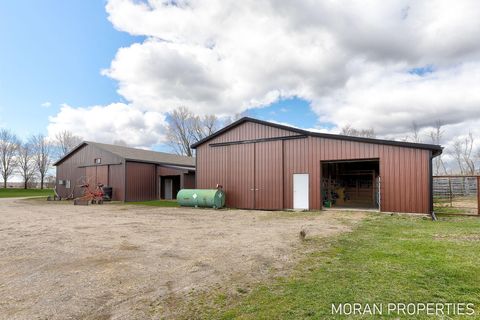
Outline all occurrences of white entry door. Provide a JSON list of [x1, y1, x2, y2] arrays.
[[293, 174, 309, 210], [165, 178, 173, 200]]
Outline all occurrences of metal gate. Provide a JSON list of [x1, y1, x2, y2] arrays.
[[433, 176, 479, 216]]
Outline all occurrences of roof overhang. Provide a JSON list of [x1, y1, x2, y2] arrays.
[[54, 141, 197, 167], [125, 158, 195, 170], [191, 117, 443, 156], [53, 141, 88, 166]]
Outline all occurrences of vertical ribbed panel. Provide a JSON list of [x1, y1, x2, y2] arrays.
[[254, 140, 283, 209], [108, 164, 125, 201], [55, 144, 124, 200], [196, 123, 432, 214], [125, 162, 156, 201]]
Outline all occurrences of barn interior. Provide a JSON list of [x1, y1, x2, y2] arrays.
[[321, 159, 380, 209], [160, 175, 181, 200]]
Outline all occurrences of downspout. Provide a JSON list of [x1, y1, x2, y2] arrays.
[[429, 151, 437, 221]]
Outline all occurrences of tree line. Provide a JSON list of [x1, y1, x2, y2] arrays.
[[165, 106, 244, 157], [0, 130, 82, 189], [401, 120, 479, 176], [340, 120, 480, 176], [167, 110, 479, 175], [2, 112, 477, 190]]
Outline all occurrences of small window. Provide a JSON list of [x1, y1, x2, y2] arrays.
[[58, 180, 65, 185], [66, 180, 71, 189], [94, 158, 101, 164]]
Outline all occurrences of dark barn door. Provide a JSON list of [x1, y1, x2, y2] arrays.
[[85, 166, 109, 186], [86, 167, 97, 185], [254, 141, 283, 210], [96, 166, 109, 185], [227, 144, 254, 209]]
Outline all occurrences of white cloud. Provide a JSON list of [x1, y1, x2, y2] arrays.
[[49, 0, 480, 155], [313, 62, 480, 136], [41, 101, 52, 108], [47, 103, 167, 148]]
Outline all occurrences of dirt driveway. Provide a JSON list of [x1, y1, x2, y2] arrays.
[[0, 198, 365, 319]]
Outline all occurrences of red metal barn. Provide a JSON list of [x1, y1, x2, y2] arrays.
[[54, 142, 195, 201], [192, 118, 442, 214]]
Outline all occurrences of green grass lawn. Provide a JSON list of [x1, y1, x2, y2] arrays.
[[0, 188, 54, 198], [128, 199, 179, 207], [190, 214, 480, 319], [434, 206, 469, 215]]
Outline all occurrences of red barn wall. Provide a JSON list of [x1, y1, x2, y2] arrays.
[[125, 161, 157, 201], [196, 122, 432, 214], [55, 144, 124, 200]]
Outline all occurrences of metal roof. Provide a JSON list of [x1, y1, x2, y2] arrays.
[[191, 117, 443, 157], [53, 141, 195, 167]]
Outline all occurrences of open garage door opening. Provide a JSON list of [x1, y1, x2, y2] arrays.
[[321, 159, 380, 210], [160, 175, 181, 200]]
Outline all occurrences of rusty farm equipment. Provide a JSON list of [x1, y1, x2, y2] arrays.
[[74, 179, 106, 205]]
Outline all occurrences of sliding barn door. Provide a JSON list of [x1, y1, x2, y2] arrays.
[[85, 166, 109, 186], [86, 167, 97, 185], [227, 144, 254, 209], [96, 166, 109, 185], [254, 141, 283, 210]]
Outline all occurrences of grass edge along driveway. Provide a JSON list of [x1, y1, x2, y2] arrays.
[[0, 188, 53, 198], [186, 213, 480, 319]]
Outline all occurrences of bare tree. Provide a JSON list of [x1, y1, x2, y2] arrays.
[[166, 107, 195, 156], [191, 114, 220, 142], [17, 142, 36, 189], [477, 149, 480, 174], [165, 107, 222, 156], [451, 132, 476, 175], [31, 134, 53, 189], [463, 133, 476, 175], [223, 112, 249, 126], [54, 130, 82, 159], [0, 129, 19, 188], [429, 120, 447, 175], [452, 140, 466, 175], [340, 124, 376, 138], [411, 121, 421, 143]]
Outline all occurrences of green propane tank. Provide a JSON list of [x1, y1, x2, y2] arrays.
[[177, 189, 225, 209]]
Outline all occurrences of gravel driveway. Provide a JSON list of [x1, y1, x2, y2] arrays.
[[0, 198, 364, 319]]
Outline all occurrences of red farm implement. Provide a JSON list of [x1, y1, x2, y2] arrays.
[[74, 181, 105, 205]]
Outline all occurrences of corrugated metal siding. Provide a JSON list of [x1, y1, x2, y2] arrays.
[[97, 166, 109, 185], [157, 165, 196, 191], [227, 144, 254, 208], [55, 144, 123, 199], [207, 121, 300, 144], [109, 164, 125, 201], [255, 141, 283, 209], [157, 166, 186, 176], [85, 166, 108, 186], [86, 167, 97, 185], [196, 125, 432, 214], [125, 161, 156, 201], [184, 173, 195, 189]]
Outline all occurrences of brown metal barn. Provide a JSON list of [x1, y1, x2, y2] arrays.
[[192, 118, 443, 214], [54, 142, 195, 201]]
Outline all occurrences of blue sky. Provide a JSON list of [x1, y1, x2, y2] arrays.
[[1, 0, 480, 166], [251, 98, 331, 130], [0, 1, 317, 143], [0, 1, 140, 139]]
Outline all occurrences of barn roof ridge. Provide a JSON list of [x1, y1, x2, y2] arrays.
[[190, 117, 443, 156], [53, 141, 195, 167]]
